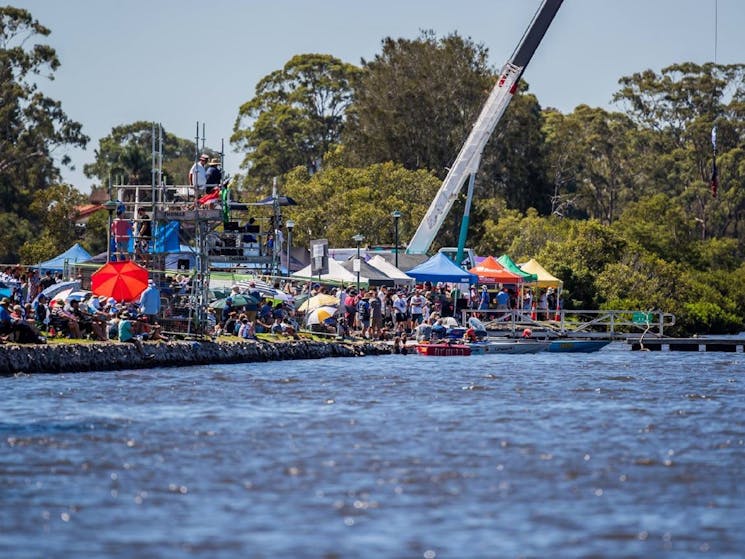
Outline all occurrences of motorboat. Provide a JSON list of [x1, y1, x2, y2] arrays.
[[546, 339, 610, 353], [467, 339, 550, 354]]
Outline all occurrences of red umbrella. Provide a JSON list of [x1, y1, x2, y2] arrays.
[[91, 261, 150, 302]]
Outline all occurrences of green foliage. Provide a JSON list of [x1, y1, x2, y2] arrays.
[[0, 6, 88, 214], [344, 32, 551, 220], [537, 220, 625, 309], [80, 209, 109, 256], [18, 232, 58, 265], [84, 121, 196, 187], [281, 162, 440, 248], [0, 212, 33, 262], [232, 54, 360, 193], [344, 32, 492, 175]]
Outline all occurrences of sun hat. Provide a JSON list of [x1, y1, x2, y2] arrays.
[[0, 297, 10, 306], [208, 157, 220, 165]]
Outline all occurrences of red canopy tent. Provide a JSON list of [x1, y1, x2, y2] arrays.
[[468, 256, 523, 284]]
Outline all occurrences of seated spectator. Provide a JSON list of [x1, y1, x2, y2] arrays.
[[118, 311, 153, 358], [237, 318, 256, 339], [50, 298, 82, 339], [68, 299, 107, 341]]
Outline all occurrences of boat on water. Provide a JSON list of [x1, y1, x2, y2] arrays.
[[468, 339, 550, 355], [546, 339, 610, 353], [415, 339, 550, 356]]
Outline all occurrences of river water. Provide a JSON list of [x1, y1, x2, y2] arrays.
[[1, 343, 743, 558]]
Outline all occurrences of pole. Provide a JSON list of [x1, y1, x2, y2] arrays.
[[286, 220, 294, 275], [352, 233, 364, 291], [392, 210, 401, 269]]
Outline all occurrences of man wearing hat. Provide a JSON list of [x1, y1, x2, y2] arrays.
[[205, 157, 222, 192], [118, 311, 153, 359], [188, 154, 209, 194], [139, 279, 161, 324]]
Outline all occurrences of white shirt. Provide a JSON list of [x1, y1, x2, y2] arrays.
[[188, 162, 207, 188]]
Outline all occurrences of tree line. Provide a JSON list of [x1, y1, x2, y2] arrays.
[[1, 7, 743, 333]]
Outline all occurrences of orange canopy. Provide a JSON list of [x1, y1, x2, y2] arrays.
[[468, 256, 523, 284]]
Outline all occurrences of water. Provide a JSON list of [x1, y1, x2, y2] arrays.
[[1, 344, 744, 558]]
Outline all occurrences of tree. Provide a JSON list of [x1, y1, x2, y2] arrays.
[[232, 54, 360, 193], [343, 31, 551, 251], [613, 63, 745, 245], [344, 32, 493, 176], [0, 7, 88, 214], [84, 121, 197, 187], [19, 183, 85, 263], [543, 105, 643, 223], [281, 161, 441, 248]]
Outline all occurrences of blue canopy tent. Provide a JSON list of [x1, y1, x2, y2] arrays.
[[406, 252, 478, 284], [35, 243, 92, 272]]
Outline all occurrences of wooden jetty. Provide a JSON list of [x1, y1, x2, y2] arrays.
[[627, 338, 744, 352]]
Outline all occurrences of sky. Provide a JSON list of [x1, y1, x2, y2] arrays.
[[11, 0, 744, 193]]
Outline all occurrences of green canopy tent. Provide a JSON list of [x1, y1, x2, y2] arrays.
[[497, 254, 538, 283]]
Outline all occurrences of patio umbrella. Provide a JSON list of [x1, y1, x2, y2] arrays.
[[37, 280, 80, 303], [297, 293, 339, 313], [91, 261, 149, 302], [305, 305, 338, 325], [209, 294, 259, 310]]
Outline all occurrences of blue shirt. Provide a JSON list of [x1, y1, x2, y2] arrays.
[[496, 290, 510, 307], [139, 285, 161, 315], [0, 304, 11, 325]]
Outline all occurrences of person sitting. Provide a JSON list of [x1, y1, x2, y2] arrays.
[[136, 315, 168, 341], [463, 327, 478, 343], [237, 318, 256, 340], [431, 318, 447, 341], [69, 299, 107, 341], [50, 298, 82, 339], [118, 311, 153, 358]]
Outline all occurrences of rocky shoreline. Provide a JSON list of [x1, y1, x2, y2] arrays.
[[0, 339, 392, 376]]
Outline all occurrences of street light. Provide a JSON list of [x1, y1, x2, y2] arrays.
[[102, 199, 119, 262], [352, 233, 365, 292], [391, 210, 402, 269], [286, 219, 295, 275]]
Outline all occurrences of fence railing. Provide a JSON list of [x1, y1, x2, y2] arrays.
[[459, 308, 676, 338]]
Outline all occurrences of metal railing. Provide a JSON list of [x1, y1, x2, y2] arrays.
[[460, 308, 676, 339]]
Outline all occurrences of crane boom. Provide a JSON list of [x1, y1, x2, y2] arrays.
[[406, 0, 563, 255]]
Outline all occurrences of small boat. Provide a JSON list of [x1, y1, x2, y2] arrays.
[[468, 339, 550, 355], [546, 339, 610, 353]]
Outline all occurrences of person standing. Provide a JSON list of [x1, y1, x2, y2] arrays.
[[205, 157, 222, 192], [409, 289, 426, 327], [187, 154, 208, 197], [111, 207, 132, 261], [139, 279, 161, 323]]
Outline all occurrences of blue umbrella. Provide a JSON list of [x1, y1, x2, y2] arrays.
[[36, 280, 80, 303]]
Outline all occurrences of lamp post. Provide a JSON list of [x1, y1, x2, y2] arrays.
[[391, 210, 402, 269], [352, 233, 365, 292], [285, 219, 295, 275], [102, 200, 119, 262]]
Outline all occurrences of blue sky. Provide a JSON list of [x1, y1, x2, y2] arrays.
[[12, 0, 744, 193]]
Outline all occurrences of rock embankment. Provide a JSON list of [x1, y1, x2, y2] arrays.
[[0, 339, 391, 376]]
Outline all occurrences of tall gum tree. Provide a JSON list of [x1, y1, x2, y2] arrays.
[[232, 54, 360, 195], [0, 6, 88, 261]]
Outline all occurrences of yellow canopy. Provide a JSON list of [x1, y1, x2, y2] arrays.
[[519, 259, 563, 289]]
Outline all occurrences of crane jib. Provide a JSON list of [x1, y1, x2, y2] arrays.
[[406, 0, 563, 255]]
